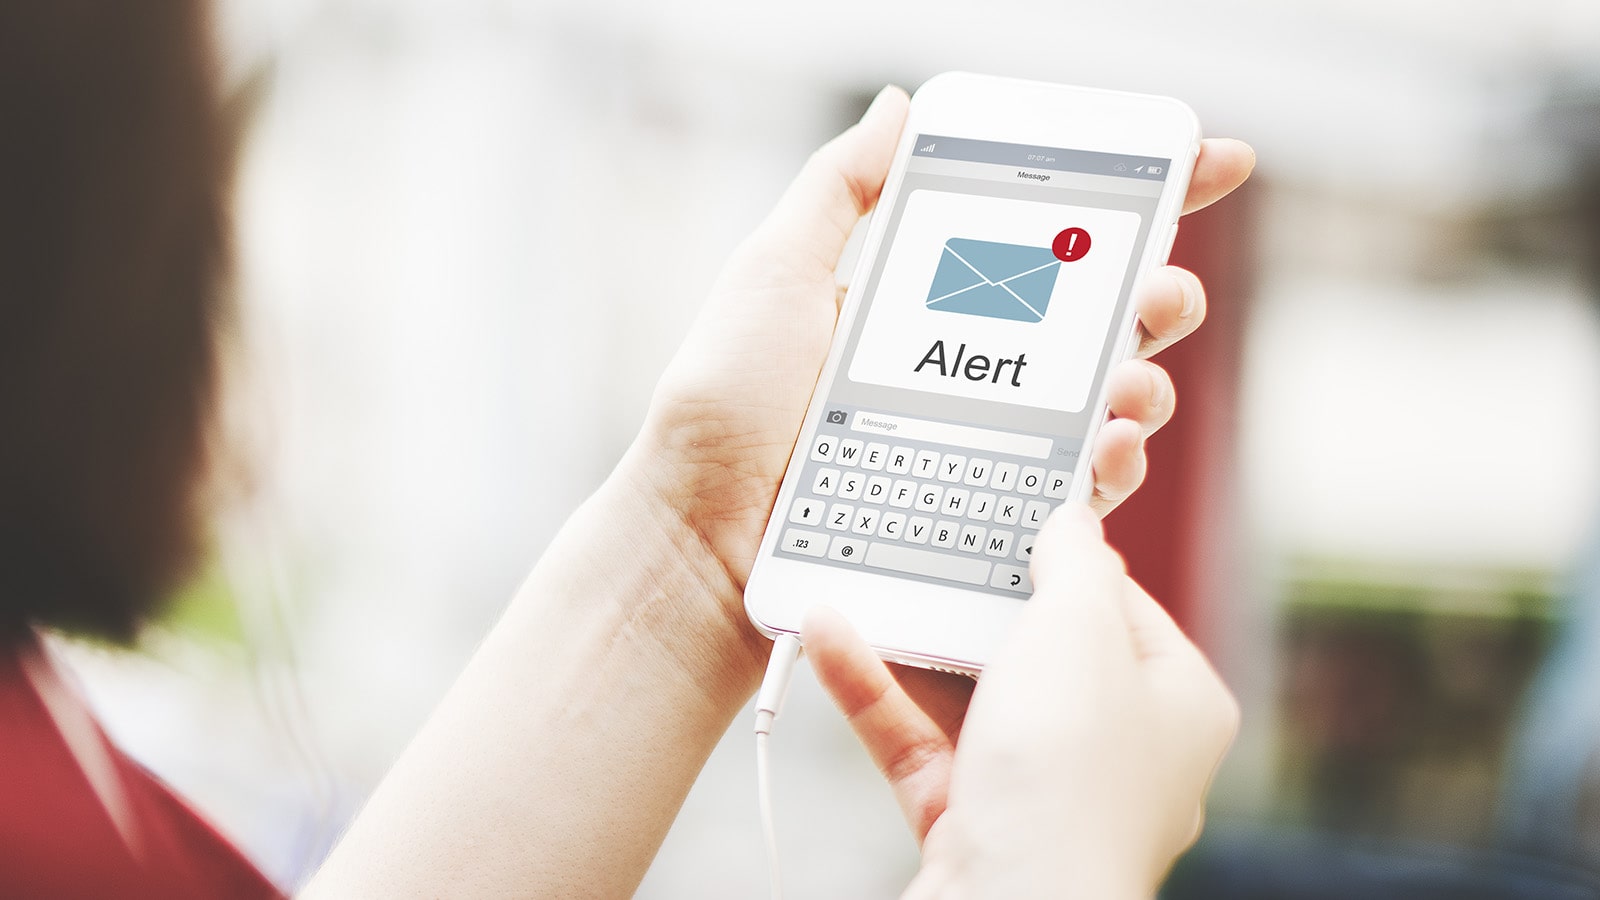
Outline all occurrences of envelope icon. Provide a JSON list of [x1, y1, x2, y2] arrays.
[[925, 238, 1061, 323]]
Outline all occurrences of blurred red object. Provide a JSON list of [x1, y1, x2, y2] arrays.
[[0, 637, 283, 900], [1105, 182, 1258, 635]]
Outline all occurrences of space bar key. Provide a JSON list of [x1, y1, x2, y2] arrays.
[[864, 543, 991, 586]]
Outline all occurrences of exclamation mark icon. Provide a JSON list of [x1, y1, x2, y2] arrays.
[[1052, 227, 1091, 262]]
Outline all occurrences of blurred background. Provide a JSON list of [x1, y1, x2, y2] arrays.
[[49, 0, 1600, 895]]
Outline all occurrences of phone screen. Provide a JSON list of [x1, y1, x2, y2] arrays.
[[772, 133, 1172, 597]]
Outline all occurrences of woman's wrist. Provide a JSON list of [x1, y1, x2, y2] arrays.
[[556, 437, 772, 695], [907, 818, 1150, 900], [311, 441, 776, 897]]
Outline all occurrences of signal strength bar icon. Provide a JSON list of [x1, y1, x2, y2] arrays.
[[919, 143, 936, 153]]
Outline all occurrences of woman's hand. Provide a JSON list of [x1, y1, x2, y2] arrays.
[[308, 86, 1249, 899], [806, 506, 1239, 899], [627, 86, 1255, 641]]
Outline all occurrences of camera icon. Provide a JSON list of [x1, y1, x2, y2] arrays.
[[825, 409, 848, 426]]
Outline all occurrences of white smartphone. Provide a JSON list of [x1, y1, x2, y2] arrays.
[[744, 72, 1200, 674]]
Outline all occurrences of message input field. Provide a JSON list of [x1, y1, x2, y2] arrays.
[[850, 411, 1052, 459]]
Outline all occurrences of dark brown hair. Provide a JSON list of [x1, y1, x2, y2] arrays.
[[0, 1, 228, 641]]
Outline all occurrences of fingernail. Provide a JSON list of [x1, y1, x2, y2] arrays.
[[801, 604, 855, 643], [801, 605, 833, 630], [860, 85, 898, 123], [1175, 270, 1197, 319], [1147, 363, 1167, 412]]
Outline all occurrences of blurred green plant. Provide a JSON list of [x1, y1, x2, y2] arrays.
[[1272, 558, 1559, 846], [152, 554, 247, 647]]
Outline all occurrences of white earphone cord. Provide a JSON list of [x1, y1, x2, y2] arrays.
[[753, 634, 804, 900]]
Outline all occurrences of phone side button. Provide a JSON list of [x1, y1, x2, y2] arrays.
[[828, 537, 867, 564], [990, 564, 1033, 594], [780, 529, 830, 558], [1157, 224, 1179, 264], [864, 543, 990, 586]]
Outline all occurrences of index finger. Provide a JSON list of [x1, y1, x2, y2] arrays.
[[803, 606, 956, 843], [1182, 139, 1255, 216]]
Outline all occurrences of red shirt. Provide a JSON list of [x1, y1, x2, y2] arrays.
[[0, 635, 284, 899]]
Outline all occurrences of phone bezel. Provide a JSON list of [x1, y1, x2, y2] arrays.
[[743, 72, 1201, 674]]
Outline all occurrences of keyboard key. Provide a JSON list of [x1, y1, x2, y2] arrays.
[[990, 564, 1033, 593], [984, 529, 1014, 558], [828, 536, 866, 563], [812, 467, 840, 497], [826, 503, 854, 531], [887, 447, 914, 475], [780, 529, 828, 558], [937, 454, 966, 483], [994, 498, 1021, 526], [862, 442, 890, 471], [1019, 466, 1046, 495], [1016, 532, 1035, 561], [941, 488, 970, 517], [969, 492, 996, 522], [958, 525, 987, 554], [1022, 501, 1051, 529], [889, 480, 916, 508], [992, 462, 1019, 492], [865, 543, 991, 586], [789, 498, 825, 527], [905, 516, 933, 544], [784, 427, 1083, 595], [964, 457, 993, 486]]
